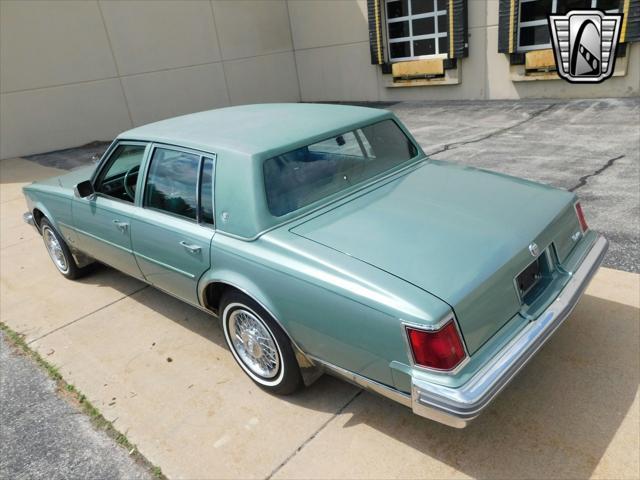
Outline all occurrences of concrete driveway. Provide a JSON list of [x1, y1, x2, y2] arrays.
[[1, 100, 639, 479]]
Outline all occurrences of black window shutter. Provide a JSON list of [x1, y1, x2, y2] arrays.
[[367, 0, 384, 64], [450, 0, 469, 58], [498, 0, 518, 53], [622, 0, 640, 43], [497, 0, 637, 53]]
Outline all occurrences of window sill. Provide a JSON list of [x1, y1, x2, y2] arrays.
[[384, 58, 460, 87], [510, 48, 629, 82]]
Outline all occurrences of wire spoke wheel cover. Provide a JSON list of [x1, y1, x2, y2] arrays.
[[226, 306, 281, 381], [43, 227, 69, 273]]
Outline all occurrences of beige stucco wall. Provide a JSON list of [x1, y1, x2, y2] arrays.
[[0, 0, 300, 159], [1, 0, 637, 159]]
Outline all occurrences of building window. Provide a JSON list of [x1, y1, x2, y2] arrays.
[[518, 0, 620, 51], [386, 0, 449, 61]]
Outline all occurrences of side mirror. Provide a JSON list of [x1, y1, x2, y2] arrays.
[[74, 180, 95, 198]]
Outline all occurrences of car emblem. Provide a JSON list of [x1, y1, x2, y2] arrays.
[[529, 243, 540, 257], [548, 9, 622, 84]]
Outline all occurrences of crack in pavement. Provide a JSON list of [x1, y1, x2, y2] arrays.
[[265, 389, 364, 479], [568, 154, 625, 192], [27, 285, 149, 345], [427, 103, 557, 157]]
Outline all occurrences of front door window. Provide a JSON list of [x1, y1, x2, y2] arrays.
[[95, 144, 146, 202]]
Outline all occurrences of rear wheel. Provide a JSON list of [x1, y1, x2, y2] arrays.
[[221, 291, 303, 395], [40, 218, 92, 280]]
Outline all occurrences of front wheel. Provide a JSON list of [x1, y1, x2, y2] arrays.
[[221, 291, 303, 395], [40, 218, 92, 280]]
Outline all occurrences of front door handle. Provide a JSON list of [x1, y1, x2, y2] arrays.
[[180, 241, 201, 254], [113, 220, 129, 232]]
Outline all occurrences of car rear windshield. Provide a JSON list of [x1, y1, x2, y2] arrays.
[[263, 119, 418, 216]]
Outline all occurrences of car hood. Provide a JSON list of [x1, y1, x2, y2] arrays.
[[32, 165, 95, 189], [290, 160, 576, 354]]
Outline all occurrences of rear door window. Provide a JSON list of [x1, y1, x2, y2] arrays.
[[144, 148, 200, 221]]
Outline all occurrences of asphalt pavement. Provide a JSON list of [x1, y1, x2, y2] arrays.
[[0, 331, 151, 480], [389, 98, 640, 273]]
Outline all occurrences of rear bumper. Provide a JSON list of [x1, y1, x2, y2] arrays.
[[411, 234, 609, 428]]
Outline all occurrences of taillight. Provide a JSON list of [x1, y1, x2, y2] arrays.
[[575, 202, 589, 232], [406, 321, 466, 371]]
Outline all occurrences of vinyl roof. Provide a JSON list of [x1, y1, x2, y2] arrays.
[[118, 103, 390, 157]]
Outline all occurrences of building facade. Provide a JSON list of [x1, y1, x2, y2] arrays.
[[1, 0, 638, 159]]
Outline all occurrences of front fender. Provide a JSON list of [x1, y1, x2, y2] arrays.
[[23, 187, 75, 244]]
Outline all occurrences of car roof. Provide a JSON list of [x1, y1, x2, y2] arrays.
[[118, 103, 390, 157]]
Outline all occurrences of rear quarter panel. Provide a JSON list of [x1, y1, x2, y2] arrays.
[[200, 229, 451, 390]]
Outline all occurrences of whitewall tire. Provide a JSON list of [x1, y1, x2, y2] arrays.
[[221, 291, 302, 395]]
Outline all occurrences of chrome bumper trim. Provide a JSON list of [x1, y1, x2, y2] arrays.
[[23, 212, 35, 227], [411, 235, 609, 428]]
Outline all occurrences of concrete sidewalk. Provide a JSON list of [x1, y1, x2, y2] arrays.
[[1, 99, 639, 479]]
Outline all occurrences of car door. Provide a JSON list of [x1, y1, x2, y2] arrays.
[[72, 141, 148, 279], [129, 145, 215, 306]]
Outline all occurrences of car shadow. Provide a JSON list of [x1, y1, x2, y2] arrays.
[[79, 265, 638, 478], [75, 263, 354, 413], [333, 294, 639, 479]]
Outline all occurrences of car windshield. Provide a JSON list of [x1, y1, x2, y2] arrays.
[[263, 119, 418, 216]]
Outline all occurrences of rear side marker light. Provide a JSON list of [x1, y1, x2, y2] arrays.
[[406, 321, 466, 371], [575, 202, 589, 233]]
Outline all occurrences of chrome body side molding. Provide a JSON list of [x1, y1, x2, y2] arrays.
[[309, 355, 412, 408]]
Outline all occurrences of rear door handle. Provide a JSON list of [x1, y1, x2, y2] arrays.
[[113, 220, 129, 232], [180, 241, 201, 254]]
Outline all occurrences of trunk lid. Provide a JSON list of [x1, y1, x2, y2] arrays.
[[291, 161, 579, 354]]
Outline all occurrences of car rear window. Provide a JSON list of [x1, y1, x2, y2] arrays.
[[263, 119, 418, 216]]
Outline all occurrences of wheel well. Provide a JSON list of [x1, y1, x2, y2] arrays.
[[204, 282, 241, 315], [32, 209, 45, 230], [203, 281, 321, 384]]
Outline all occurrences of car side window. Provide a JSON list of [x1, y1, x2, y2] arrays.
[[144, 148, 201, 221], [95, 144, 146, 203], [199, 157, 214, 225]]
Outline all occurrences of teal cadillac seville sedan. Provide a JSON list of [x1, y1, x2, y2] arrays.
[[22, 103, 607, 427]]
